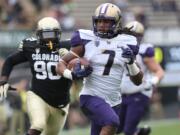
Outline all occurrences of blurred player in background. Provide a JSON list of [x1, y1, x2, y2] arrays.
[[0, 17, 72, 135], [56, 3, 143, 135], [117, 21, 164, 135]]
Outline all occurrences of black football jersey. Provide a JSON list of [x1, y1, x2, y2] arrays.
[[18, 37, 72, 108]]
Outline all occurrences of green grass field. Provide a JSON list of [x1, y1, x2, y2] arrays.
[[60, 119, 180, 135]]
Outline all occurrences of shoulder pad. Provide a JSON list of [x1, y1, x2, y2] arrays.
[[71, 29, 93, 47], [140, 43, 155, 57], [117, 34, 137, 46], [18, 37, 37, 51], [140, 43, 154, 48], [78, 29, 94, 40], [23, 37, 37, 44]]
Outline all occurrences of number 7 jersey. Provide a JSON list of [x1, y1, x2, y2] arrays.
[[70, 29, 138, 107]]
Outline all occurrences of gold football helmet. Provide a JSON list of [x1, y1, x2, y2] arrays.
[[125, 21, 144, 35], [125, 21, 145, 44], [92, 3, 122, 38], [36, 17, 61, 45]]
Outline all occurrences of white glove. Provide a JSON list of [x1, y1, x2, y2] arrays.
[[150, 76, 159, 85], [59, 48, 69, 57], [0, 83, 9, 101], [143, 80, 153, 91], [143, 76, 159, 91]]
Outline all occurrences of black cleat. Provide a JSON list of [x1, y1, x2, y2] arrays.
[[137, 125, 151, 135]]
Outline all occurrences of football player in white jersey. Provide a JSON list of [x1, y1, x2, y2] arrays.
[[56, 3, 143, 135], [117, 21, 164, 135]]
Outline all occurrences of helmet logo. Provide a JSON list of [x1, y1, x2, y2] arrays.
[[107, 40, 111, 44], [99, 4, 109, 15], [95, 40, 100, 47]]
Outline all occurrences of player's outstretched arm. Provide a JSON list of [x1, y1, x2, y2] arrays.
[[0, 52, 28, 100], [144, 56, 164, 85]]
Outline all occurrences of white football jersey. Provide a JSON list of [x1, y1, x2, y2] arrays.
[[72, 29, 138, 106], [121, 43, 155, 97]]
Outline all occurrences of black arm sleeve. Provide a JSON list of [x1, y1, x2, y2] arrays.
[[1, 51, 28, 77], [60, 40, 71, 50]]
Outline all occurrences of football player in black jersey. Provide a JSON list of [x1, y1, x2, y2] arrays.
[[0, 17, 78, 135]]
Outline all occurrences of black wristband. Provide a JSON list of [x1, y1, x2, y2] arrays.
[[0, 81, 7, 86], [127, 58, 134, 64]]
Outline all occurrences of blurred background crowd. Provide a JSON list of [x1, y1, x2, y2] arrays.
[[0, 0, 77, 31], [0, 0, 180, 30], [0, 0, 180, 135]]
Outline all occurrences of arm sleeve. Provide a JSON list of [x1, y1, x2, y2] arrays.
[[1, 51, 28, 77], [60, 39, 71, 50]]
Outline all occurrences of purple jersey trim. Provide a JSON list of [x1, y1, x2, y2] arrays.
[[141, 47, 154, 57], [70, 30, 91, 47]]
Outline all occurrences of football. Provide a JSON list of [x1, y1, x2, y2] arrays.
[[67, 58, 90, 70]]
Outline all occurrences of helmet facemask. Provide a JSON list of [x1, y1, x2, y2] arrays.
[[93, 17, 119, 38], [36, 29, 61, 43]]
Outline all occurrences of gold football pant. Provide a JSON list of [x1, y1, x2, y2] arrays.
[[27, 91, 69, 135]]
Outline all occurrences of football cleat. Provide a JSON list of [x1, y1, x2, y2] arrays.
[[137, 125, 151, 135]]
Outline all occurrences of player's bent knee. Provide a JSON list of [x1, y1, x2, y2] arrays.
[[31, 119, 46, 131], [106, 114, 120, 128]]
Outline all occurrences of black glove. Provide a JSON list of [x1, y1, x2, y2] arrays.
[[71, 61, 93, 80], [121, 47, 136, 64]]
